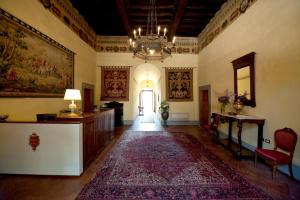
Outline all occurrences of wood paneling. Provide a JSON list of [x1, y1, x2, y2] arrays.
[[57, 109, 114, 169]]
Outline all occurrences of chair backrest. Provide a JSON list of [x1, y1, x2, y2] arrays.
[[275, 128, 297, 156]]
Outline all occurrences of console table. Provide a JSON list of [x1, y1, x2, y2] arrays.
[[211, 112, 265, 160]]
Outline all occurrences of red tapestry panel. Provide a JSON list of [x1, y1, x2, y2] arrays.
[[166, 68, 193, 101], [101, 67, 130, 101]]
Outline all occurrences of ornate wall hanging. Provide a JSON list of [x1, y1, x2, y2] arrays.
[[101, 67, 130, 101], [0, 9, 74, 97], [166, 68, 193, 102]]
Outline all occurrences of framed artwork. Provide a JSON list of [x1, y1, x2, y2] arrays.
[[0, 9, 74, 97], [101, 67, 130, 101], [166, 68, 193, 101]]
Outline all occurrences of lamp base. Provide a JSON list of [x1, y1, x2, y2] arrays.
[[67, 112, 80, 117]]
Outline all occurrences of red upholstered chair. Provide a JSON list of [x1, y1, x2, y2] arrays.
[[255, 128, 297, 179]]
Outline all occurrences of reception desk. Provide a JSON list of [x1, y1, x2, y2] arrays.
[[0, 109, 114, 176]]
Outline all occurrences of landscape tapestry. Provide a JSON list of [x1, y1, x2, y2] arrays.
[[166, 68, 193, 101], [0, 9, 74, 97], [101, 67, 130, 101]]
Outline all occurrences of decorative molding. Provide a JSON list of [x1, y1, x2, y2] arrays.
[[99, 66, 131, 69], [29, 133, 40, 151], [198, 0, 257, 51], [38, 0, 97, 49], [163, 67, 196, 69], [96, 36, 199, 54]]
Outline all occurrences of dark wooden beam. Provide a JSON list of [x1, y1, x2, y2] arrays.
[[168, 0, 188, 41], [116, 0, 133, 38]]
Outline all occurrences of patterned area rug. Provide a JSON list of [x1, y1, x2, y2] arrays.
[[77, 131, 272, 199]]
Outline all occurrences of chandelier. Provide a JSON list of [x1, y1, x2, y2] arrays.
[[129, 0, 176, 62]]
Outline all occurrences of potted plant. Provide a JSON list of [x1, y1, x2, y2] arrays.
[[159, 100, 169, 125]]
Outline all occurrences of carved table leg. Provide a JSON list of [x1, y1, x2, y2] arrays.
[[237, 120, 243, 160], [257, 124, 264, 148], [228, 119, 233, 150]]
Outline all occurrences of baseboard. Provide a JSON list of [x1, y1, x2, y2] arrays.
[[123, 120, 133, 125], [218, 131, 300, 181], [161, 120, 200, 125]]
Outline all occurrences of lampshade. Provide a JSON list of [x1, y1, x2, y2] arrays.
[[64, 89, 81, 101]]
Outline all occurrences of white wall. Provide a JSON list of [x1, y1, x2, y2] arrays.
[[96, 52, 198, 121], [198, 0, 300, 165], [0, 0, 96, 121], [0, 123, 83, 175]]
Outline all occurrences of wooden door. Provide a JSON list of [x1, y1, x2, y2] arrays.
[[199, 85, 211, 126], [83, 88, 92, 112]]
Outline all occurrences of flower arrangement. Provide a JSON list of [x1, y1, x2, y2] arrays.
[[159, 100, 169, 112], [218, 90, 248, 114], [236, 91, 248, 104], [218, 90, 235, 113]]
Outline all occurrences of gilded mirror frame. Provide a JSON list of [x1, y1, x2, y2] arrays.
[[232, 52, 256, 107]]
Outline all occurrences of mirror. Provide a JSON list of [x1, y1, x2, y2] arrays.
[[232, 52, 256, 107]]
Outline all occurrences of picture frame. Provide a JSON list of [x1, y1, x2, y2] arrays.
[[0, 9, 74, 97]]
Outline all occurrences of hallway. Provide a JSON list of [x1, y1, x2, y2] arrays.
[[131, 111, 164, 131]]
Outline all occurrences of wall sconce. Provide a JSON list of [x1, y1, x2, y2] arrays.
[[64, 89, 81, 116]]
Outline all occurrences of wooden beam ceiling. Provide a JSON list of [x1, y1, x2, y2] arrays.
[[116, 0, 132, 38], [168, 0, 188, 41], [70, 0, 227, 37]]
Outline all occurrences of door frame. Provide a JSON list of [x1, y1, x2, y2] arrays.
[[82, 83, 95, 112], [140, 89, 154, 112], [199, 85, 211, 126]]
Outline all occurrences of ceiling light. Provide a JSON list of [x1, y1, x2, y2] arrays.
[[128, 0, 176, 62]]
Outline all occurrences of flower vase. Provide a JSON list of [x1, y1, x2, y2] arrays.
[[161, 108, 169, 126], [233, 99, 243, 114]]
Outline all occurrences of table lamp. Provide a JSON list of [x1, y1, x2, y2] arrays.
[[64, 89, 81, 116]]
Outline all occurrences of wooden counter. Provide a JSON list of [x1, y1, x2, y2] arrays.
[[0, 109, 114, 175], [57, 109, 114, 169]]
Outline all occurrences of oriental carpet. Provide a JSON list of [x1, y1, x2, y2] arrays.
[[77, 131, 272, 199]]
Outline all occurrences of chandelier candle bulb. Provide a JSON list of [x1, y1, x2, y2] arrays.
[[172, 36, 176, 44], [157, 26, 160, 35], [138, 27, 141, 36], [133, 29, 136, 38], [164, 27, 167, 36]]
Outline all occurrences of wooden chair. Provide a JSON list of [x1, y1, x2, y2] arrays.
[[255, 128, 297, 179]]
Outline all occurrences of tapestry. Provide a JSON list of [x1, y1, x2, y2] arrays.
[[0, 9, 74, 97], [101, 67, 130, 101], [166, 68, 193, 101], [77, 131, 272, 199]]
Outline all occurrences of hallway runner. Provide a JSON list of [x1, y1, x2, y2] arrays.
[[77, 131, 272, 199], [141, 112, 155, 123]]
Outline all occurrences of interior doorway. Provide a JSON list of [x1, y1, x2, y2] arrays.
[[199, 85, 211, 126], [141, 90, 154, 114]]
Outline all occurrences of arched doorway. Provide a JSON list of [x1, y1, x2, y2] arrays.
[[133, 63, 161, 122]]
